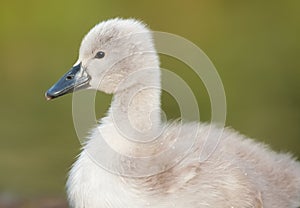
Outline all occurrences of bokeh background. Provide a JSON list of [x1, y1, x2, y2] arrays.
[[0, 0, 299, 207]]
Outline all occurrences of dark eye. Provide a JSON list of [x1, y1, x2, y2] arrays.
[[95, 51, 105, 59]]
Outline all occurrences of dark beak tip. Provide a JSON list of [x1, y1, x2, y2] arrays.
[[45, 62, 88, 101], [45, 91, 54, 101]]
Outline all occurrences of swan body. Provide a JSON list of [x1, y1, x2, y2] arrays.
[[46, 18, 300, 208]]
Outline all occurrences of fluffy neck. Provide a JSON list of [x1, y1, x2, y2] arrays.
[[108, 83, 161, 138], [98, 56, 162, 156]]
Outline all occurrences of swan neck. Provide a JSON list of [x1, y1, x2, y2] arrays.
[[108, 82, 162, 138]]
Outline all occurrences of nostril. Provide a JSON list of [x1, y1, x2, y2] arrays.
[[66, 75, 74, 80]]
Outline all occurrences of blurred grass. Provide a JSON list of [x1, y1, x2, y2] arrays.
[[0, 0, 299, 200]]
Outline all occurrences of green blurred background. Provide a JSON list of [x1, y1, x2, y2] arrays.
[[0, 0, 299, 204]]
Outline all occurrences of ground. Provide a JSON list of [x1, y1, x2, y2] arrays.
[[0, 195, 68, 208]]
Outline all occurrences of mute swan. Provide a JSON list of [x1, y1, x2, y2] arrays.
[[46, 18, 300, 208]]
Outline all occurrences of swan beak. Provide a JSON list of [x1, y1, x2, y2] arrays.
[[45, 62, 90, 100]]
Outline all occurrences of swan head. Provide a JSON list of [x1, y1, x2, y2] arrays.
[[46, 18, 160, 100]]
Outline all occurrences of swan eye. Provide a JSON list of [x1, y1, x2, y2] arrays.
[[95, 51, 105, 59]]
